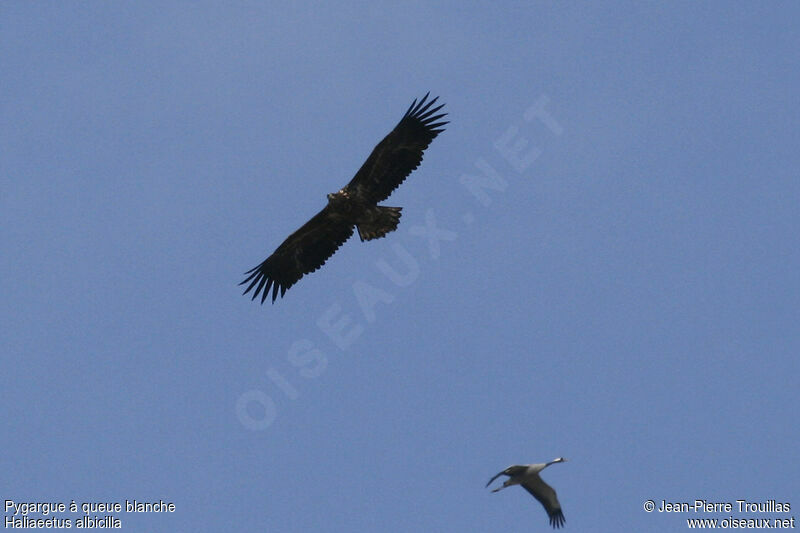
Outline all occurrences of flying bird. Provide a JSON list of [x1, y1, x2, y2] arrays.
[[486, 458, 567, 529], [241, 93, 447, 303]]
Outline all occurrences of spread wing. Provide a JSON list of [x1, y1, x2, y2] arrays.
[[486, 465, 527, 487], [345, 93, 447, 204], [240, 206, 354, 303], [521, 476, 565, 529]]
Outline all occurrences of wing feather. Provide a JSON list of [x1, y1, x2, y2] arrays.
[[521, 477, 565, 529], [485, 465, 527, 487], [240, 206, 354, 303], [345, 92, 447, 203]]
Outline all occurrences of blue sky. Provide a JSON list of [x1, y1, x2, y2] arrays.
[[2, 2, 798, 531]]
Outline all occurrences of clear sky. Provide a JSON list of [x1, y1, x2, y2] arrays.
[[2, 2, 798, 532]]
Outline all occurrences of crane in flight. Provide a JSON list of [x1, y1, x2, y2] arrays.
[[486, 457, 567, 528]]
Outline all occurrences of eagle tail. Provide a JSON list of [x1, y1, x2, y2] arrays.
[[357, 206, 402, 241]]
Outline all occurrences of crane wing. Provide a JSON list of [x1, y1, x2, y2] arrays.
[[485, 465, 528, 487], [521, 476, 565, 529]]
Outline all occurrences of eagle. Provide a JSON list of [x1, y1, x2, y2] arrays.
[[241, 93, 447, 303]]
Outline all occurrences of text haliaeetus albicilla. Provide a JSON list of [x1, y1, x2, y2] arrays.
[[241, 93, 447, 303]]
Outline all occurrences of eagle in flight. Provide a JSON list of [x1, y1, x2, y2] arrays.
[[241, 93, 447, 303]]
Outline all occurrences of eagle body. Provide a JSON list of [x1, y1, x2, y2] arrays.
[[324, 189, 402, 241], [241, 94, 447, 303]]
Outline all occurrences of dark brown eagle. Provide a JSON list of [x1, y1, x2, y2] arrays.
[[241, 93, 447, 303]]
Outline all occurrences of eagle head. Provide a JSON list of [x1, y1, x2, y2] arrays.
[[327, 189, 350, 204]]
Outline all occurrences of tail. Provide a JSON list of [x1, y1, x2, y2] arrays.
[[357, 206, 402, 241]]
